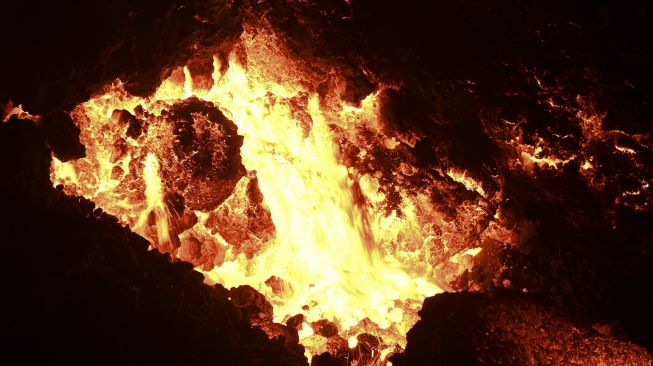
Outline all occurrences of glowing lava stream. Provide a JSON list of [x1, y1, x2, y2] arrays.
[[49, 45, 444, 359], [134, 153, 171, 245], [201, 59, 441, 338]]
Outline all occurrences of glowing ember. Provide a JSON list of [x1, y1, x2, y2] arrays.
[[446, 168, 486, 198], [48, 31, 496, 363], [2, 100, 40, 122]]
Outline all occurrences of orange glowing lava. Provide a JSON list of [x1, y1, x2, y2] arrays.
[[50, 30, 483, 363]]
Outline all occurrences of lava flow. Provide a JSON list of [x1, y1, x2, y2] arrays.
[[49, 30, 487, 363]]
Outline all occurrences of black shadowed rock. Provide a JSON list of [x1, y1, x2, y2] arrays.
[[312, 352, 348, 366], [38, 111, 85, 161], [0, 0, 243, 115], [391, 291, 652, 366]]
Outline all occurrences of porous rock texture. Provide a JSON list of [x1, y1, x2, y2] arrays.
[[391, 292, 652, 366]]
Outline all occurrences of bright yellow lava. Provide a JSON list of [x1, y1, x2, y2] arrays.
[[203, 56, 440, 336], [49, 33, 486, 363]]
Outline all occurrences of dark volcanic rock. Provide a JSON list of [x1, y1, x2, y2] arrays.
[[160, 97, 246, 211], [312, 352, 348, 366], [230, 285, 275, 326], [0, 0, 242, 115], [38, 111, 86, 161], [391, 291, 652, 366]]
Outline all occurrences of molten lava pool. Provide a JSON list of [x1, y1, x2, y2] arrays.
[[50, 29, 485, 363]]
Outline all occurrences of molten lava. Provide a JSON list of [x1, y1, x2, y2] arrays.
[[50, 31, 485, 363]]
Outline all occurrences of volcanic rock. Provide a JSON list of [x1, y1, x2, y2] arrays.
[[160, 97, 246, 211], [230, 284, 275, 326], [391, 291, 652, 366], [0, 0, 243, 115], [311, 319, 339, 338], [38, 111, 85, 162]]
